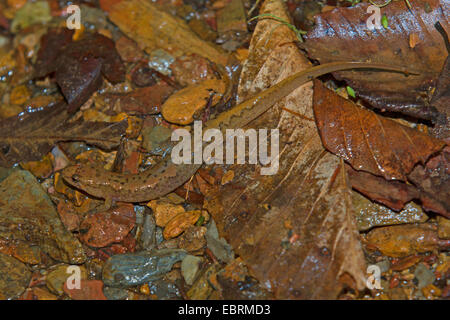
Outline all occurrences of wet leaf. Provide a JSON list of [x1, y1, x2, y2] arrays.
[[408, 146, 450, 216], [205, 0, 366, 299], [313, 81, 445, 181], [0, 102, 127, 167], [302, 0, 448, 121], [430, 56, 450, 140]]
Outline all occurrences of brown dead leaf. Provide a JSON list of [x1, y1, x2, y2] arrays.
[[205, 0, 366, 299], [408, 146, 450, 217], [0, 102, 127, 167], [302, 0, 448, 121], [347, 164, 449, 217], [313, 81, 445, 181]]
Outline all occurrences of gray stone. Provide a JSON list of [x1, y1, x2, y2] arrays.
[[0, 170, 86, 264], [414, 263, 435, 289], [181, 255, 202, 285]]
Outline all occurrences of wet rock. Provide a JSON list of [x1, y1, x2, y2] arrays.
[[0, 253, 31, 300], [206, 220, 234, 263], [181, 255, 203, 285], [147, 278, 182, 300], [390, 255, 422, 271], [177, 226, 207, 253], [438, 216, 450, 239], [64, 279, 107, 300], [148, 200, 185, 227], [0, 239, 42, 265], [46, 264, 88, 296], [139, 213, 156, 251], [142, 125, 173, 156], [115, 36, 145, 63], [217, 0, 247, 34], [216, 258, 272, 300], [365, 223, 439, 257], [171, 54, 217, 87], [186, 264, 219, 299], [0, 170, 86, 264], [375, 259, 391, 274], [102, 249, 187, 287], [149, 49, 174, 76], [131, 63, 158, 87], [353, 192, 428, 231], [80, 204, 136, 248], [10, 1, 52, 33], [161, 79, 225, 125], [99, 83, 174, 115], [188, 18, 218, 42], [103, 286, 129, 300], [414, 263, 436, 289], [156, 227, 164, 245], [21, 287, 58, 300], [163, 210, 202, 239]]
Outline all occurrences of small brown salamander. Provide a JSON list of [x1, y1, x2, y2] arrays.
[[62, 62, 413, 206]]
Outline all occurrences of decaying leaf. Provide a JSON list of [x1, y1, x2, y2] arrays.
[[313, 80, 445, 181], [0, 102, 127, 167], [431, 56, 450, 140], [408, 146, 450, 217], [206, 0, 367, 299], [34, 30, 125, 113], [347, 164, 449, 217], [302, 0, 448, 121]]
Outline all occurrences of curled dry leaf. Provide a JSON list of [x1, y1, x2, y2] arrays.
[[0, 102, 127, 167], [302, 0, 448, 121], [313, 81, 445, 181], [205, 0, 367, 299]]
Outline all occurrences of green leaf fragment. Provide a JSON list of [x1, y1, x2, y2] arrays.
[[381, 15, 389, 29], [346, 86, 356, 98]]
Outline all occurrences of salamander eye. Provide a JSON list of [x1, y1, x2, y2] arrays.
[[71, 174, 80, 183]]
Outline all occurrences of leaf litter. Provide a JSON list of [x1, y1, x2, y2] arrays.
[[0, 0, 448, 300]]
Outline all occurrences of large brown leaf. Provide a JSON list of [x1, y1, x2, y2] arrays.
[[302, 0, 448, 121], [313, 81, 445, 181], [0, 102, 127, 167], [205, 0, 366, 299]]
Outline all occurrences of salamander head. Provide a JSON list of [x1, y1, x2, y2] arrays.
[[61, 163, 98, 190]]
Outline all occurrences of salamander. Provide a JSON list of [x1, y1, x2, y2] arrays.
[[61, 62, 413, 205]]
